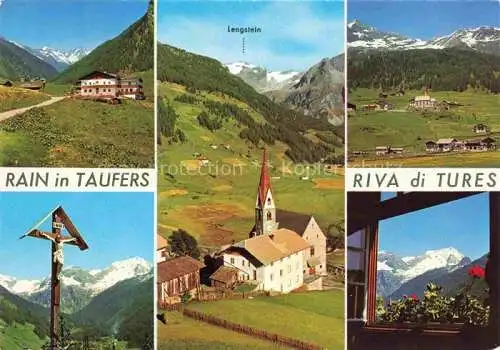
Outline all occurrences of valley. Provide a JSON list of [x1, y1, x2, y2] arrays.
[[157, 43, 345, 247], [347, 20, 500, 167], [0, 258, 153, 348]]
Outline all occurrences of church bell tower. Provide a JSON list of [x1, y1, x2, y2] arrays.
[[253, 149, 278, 237]]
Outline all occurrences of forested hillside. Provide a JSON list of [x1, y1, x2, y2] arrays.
[[348, 48, 500, 92], [0, 38, 58, 80], [158, 43, 344, 163]]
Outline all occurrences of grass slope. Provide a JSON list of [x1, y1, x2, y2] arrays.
[[0, 86, 51, 113], [0, 38, 58, 80], [0, 319, 46, 350], [186, 291, 344, 348], [158, 312, 286, 349], [158, 82, 344, 247], [0, 71, 154, 167], [0, 286, 49, 347], [55, 1, 153, 83]]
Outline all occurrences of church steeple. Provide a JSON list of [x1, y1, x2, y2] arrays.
[[253, 149, 278, 237]]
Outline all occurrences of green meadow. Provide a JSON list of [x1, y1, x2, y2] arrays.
[[158, 312, 286, 350], [185, 291, 345, 349]]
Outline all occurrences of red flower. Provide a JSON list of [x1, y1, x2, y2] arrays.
[[409, 294, 419, 301], [468, 265, 485, 279]]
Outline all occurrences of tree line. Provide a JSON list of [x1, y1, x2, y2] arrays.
[[348, 48, 500, 92]]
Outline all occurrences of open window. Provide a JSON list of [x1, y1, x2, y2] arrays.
[[347, 192, 500, 350]]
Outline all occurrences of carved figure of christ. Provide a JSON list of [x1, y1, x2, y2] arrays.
[[39, 232, 77, 281]]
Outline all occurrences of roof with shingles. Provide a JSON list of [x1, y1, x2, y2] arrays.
[[232, 228, 310, 265], [209, 266, 238, 283], [157, 256, 204, 283]]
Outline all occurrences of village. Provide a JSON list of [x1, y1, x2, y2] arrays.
[[349, 87, 498, 159], [156, 150, 345, 347]]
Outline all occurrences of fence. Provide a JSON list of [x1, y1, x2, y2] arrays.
[[183, 308, 323, 350], [198, 289, 270, 301], [158, 302, 185, 311]]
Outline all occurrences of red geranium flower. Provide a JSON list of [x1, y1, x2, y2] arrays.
[[468, 265, 485, 279], [409, 294, 419, 301]]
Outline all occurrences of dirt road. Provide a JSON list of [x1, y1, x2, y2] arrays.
[[0, 96, 66, 122]]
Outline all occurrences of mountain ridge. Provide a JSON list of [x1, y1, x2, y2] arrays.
[[348, 20, 500, 56], [377, 247, 471, 297], [0, 257, 152, 313]]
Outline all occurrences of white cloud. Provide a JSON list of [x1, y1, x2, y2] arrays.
[[0, 0, 4, 7], [158, 2, 344, 71]]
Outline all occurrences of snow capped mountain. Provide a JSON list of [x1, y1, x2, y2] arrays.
[[226, 61, 257, 74], [88, 257, 152, 293], [0, 274, 40, 294], [224, 61, 302, 92], [399, 247, 465, 282], [0, 257, 152, 312], [348, 20, 500, 55], [376, 247, 470, 297], [28, 47, 91, 71], [5, 39, 91, 71]]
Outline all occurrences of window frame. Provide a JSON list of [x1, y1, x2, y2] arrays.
[[348, 191, 498, 338]]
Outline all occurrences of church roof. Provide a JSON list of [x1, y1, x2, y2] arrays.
[[257, 149, 271, 206], [234, 228, 310, 265], [276, 209, 312, 236]]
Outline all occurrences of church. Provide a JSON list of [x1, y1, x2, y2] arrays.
[[214, 149, 327, 293]]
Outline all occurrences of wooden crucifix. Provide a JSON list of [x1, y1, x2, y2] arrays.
[[20, 206, 89, 350]]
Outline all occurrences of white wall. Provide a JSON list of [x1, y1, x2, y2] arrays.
[[261, 251, 304, 293]]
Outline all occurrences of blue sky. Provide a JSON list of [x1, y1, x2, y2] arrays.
[[0, 0, 148, 50], [0, 192, 154, 279], [158, 1, 344, 71], [349, 1, 499, 40], [379, 193, 489, 260]]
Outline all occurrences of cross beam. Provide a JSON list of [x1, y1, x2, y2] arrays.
[[20, 206, 88, 349]]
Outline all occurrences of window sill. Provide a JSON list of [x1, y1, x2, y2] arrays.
[[362, 322, 485, 335]]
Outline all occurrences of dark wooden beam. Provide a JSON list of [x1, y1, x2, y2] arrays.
[[489, 192, 500, 347], [366, 224, 378, 324], [348, 192, 481, 234]]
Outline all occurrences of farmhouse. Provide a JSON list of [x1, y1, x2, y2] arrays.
[[362, 104, 380, 111], [375, 146, 404, 156], [425, 137, 495, 153], [377, 100, 393, 110], [1, 80, 13, 87], [76, 71, 144, 100], [209, 266, 239, 289], [248, 149, 328, 276], [156, 234, 169, 263], [20, 80, 45, 91], [157, 255, 204, 305], [436, 138, 458, 152], [464, 137, 496, 151], [409, 89, 436, 110], [219, 228, 310, 293], [473, 123, 490, 134]]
